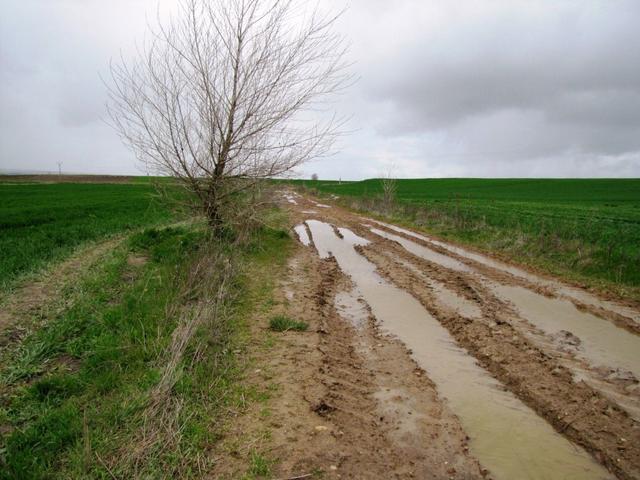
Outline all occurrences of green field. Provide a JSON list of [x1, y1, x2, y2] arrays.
[[0, 181, 174, 293], [0, 178, 292, 478], [296, 178, 640, 292]]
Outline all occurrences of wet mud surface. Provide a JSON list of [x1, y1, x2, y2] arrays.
[[214, 191, 640, 480]]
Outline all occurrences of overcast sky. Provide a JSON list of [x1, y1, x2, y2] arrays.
[[1, 0, 639, 179]]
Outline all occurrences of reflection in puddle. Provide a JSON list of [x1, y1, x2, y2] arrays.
[[294, 224, 311, 246], [307, 220, 611, 480]]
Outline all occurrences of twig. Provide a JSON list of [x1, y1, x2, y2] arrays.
[[281, 475, 313, 480]]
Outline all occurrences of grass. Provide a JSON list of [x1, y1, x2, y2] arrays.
[[0, 182, 176, 293], [0, 206, 294, 479], [247, 451, 273, 478], [293, 178, 640, 295], [269, 315, 308, 332]]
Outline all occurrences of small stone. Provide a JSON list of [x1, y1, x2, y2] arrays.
[[315, 425, 329, 432], [330, 465, 338, 471]]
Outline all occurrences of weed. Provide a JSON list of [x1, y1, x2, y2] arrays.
[[269, 315, 308, 332], [248, 450, 273, 478]]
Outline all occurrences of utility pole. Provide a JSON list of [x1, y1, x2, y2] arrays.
[[57, 161, 62, 176]]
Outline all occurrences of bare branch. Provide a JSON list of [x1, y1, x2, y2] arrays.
[[107, 0, 350, 229]]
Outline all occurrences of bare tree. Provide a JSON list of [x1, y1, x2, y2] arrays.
[[381, 163, 397, 212], [311, 173, 319, 181], [107, 0, 349, 230]]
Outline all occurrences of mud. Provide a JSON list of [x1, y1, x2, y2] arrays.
[[489, 282, 640, 379], [370, 219, 640, 331], [307, 219, 612, 480], [370, 226, 640, 381], [211, 224, 483, 479], [216, 192, 640, 480]]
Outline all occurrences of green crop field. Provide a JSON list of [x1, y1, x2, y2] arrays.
[[0, 180, 174, 293], [0, 176, 292, 478], [294, 178, 640, 293]]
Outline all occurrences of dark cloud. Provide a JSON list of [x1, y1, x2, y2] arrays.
[[346, 0, 640, 173], [1, 0, 639, 178]]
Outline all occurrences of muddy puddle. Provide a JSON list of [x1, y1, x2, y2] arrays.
[[398, 257, 482, 319], [490, 282, 640, 380], [306, 219, 612, 480], [369, 228, 472, 273], [373, 388, 426, 439], [370, 220, 640, 325], [372, 222, 640, 382], [294, 224, 311, 246], [334, 289, 369, 329]]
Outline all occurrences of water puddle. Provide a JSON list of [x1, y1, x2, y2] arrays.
[[307, 220, 611, 480], [399, 258, 482, 318], [370, 220, 640, 325], [369, 228, 472, 273], [283, 193, 298, 205], [370, 220, 544, 281], [490, 282, 640, 380], [294, 224, 311, 246], [334, 289, 369, 329]]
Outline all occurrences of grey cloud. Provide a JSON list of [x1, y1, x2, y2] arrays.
[[1, 0, 640, 178], [356, 0, 640, 163]]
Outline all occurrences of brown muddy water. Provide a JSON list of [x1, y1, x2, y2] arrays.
[[304, 220, 612, 480], [489, 282, 640, 379], [369, 228, 473, 273], [370, 220, 640, 325], [334, 289, 369, 329], [369, 224, 640, 381]]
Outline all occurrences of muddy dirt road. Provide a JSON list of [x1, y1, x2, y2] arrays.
[[265, 191, 639, 480]]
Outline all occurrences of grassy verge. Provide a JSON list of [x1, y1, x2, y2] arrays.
[[295, 178, 640, 300], [0, 209, 292, 479], [0, 182, 176, 294]]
